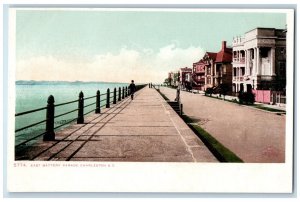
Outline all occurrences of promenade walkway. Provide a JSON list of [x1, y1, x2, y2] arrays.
[[17, 87, 218, 162], [160, 87, 286, 163]]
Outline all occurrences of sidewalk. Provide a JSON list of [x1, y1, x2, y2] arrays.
[[16, 87, 218, 162], [181, 88, 286, 111]]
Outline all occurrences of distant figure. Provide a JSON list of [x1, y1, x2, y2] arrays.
[[129, 80, 136, 100], [175, 86, 180, 102]]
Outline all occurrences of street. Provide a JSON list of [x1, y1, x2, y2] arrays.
[[160, 87, 286, 163]]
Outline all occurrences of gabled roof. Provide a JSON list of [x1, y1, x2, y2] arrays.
[[193, 52, 217, 66], [215, 41, 232, 63], [215, 48, 232, 63], [206, 52, 217, 60], [193, 59, 203, 65]]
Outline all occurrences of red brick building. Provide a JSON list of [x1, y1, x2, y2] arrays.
[[191, 41, 232, 92], [192, 52, 217, 90], [213, 41, 233, 91]]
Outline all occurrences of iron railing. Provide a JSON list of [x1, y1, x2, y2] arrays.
[[15, 84, 146, 147]]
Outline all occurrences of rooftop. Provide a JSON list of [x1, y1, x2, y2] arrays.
[[215, 41, 232, 63]]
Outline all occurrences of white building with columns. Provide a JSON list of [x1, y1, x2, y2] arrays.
[[232, 27, 286, 93]]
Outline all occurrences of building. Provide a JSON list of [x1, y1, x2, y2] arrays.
[[168, 71, 180, 87], [202, 52, 217, 90], [213, 41, 233, 92], [192, 59, 206, 90], [192, 41, 232, 92], [179, 67, 192, 90], [192, 52, 217, 90], [232, 27, 286, 93]]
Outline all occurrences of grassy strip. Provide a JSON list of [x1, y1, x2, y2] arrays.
[[156, 89, 170, 101], [165, 85, 178, 89], [254, 105, 286, 113], [181, 115, 243, 163]]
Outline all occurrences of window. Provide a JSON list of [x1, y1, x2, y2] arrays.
[[260, 48, 269, 58], [207, 67, 211, 75], [241, 67, 245, 76], [241, 50, 245, 58], [207, 77, 211, 84]]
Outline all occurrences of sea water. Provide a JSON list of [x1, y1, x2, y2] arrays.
[[15, 81, 129, 146]]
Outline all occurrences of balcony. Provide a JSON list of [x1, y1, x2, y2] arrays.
[[214, 72, 222, 78], [194, 69, 205, 74], [233, 57, 245, 64], [194, 77, 205, 82], [233, 76, 244, 82]]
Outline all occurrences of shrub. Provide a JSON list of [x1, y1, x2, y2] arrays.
[[238, 91, 255, 105], [205, 88, 213, 96]]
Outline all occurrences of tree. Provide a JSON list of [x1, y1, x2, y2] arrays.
[[238, 91, 255, 105], [219, 83, 230, 100]]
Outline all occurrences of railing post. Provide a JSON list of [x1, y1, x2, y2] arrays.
[[122, 87, 125, 99], [44, 95, 55, 141], [95, 90, 100, 113], [106, 88, 110, 108], [113, 88, 117, 104], [118, 87, 121, 101], [180, 103, 183, 116], [77, 91, 84, 124], [125, 86, 128, 97]]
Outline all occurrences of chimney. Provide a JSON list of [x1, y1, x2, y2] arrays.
[[222, 41, 226, 50]]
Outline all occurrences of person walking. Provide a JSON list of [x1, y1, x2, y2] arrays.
[[129, 80, 136, 100]]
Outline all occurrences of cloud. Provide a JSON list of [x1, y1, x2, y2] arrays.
[[16, 44, 205, 83]]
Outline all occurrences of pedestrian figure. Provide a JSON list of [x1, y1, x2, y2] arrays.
[[175, 86, 180, 102], [129, 80, 136, 100]]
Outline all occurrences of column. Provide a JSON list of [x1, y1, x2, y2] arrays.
[[253, 48, 257, 89], [248, 49, 251, 76], [253, 48, 256, 76], [257, 47, 260, 75], [213, 62, 216, 86], [271, 47, 275, 76], [245, 49, 248, 76]]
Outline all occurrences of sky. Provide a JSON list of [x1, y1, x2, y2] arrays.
[[15, 9, 287, 83]]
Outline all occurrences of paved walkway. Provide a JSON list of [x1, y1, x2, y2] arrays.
[[16, 87, 218, 162], [160, 87, 286, 163]]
